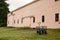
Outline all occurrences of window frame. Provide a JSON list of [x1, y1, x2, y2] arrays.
[[55, 13, 59, 22]]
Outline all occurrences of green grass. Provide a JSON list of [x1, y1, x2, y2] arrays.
[[0, 27, 60, 40]]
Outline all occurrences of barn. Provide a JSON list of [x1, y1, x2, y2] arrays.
[[7, 0, 60, 29]]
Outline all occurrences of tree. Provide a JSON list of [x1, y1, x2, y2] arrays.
[[0, 0, 9, 27]]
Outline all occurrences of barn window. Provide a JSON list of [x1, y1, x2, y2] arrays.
[[42, 15, 45, 22], [33, 17, 35, 23], [55, 13, 59, 22], [14, 20, 15, 24], [17, 19, 19, 24], [21, 18, 23, 23]]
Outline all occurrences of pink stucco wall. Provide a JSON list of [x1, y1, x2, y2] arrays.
[[7, 0, 60, 29]]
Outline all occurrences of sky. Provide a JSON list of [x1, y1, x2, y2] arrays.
[[6, 0, 34, 11]]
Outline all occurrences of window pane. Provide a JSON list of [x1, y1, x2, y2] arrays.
[[14, 20, 15, 24], [17, 19, 19, 24], [55, 13, 59, 22], [33, 17, 35, 23], [42, 16, 45, 22], [21, 18, 23, 23]]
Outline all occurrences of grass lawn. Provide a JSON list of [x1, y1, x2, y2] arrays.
[[0, 27, 60, 40]]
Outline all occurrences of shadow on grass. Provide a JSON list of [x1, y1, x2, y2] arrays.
[[0, 37, 8, 40]]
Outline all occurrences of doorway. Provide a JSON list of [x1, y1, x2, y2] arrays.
[[21, 16, 35, 27]]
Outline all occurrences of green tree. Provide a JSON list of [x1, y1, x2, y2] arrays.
[[0, 0, 9, 27]]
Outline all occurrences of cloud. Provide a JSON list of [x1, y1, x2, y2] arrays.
[[6, 0, 34, 11]]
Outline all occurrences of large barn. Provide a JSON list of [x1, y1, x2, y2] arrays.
[[7, 0, 60, 29]]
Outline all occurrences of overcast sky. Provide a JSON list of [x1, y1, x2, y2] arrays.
[[6, 0, 34, 11]]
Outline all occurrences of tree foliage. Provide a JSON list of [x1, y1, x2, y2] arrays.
[[0, 0, 9, 27]]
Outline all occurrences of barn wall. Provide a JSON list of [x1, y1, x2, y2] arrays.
[[7, 0, 60, 28]]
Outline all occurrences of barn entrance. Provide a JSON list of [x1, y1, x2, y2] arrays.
[[21, 16, 35, 27]]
